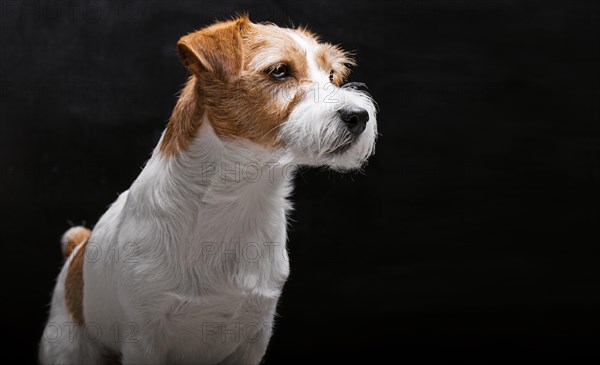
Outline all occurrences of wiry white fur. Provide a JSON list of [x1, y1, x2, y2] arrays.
[[41, 122, 292, 365], [281, 30, 378, 170], [280, 87, 377, 169], [40, 27, 377, 365]]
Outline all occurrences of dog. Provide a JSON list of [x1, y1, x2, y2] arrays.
[[39, 15, 377, 365]]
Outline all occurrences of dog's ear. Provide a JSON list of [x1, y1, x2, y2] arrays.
[[177, 16, 250, 83]]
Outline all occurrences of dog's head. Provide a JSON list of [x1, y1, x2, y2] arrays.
[[167, 15, 377, 170]]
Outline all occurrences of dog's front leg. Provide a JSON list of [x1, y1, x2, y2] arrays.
[[218, 322, 273, 365], [121, 339, 166, 365], [218, 299, 278, 365]]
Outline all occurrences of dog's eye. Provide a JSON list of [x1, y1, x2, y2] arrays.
[[267, 64, 291, 80], [329, 70, 334, 83]]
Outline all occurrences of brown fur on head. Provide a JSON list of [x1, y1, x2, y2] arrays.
[[177, 16, 249, 83], [159, 15, 356, 156]]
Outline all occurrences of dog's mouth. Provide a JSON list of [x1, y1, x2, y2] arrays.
[[330, 141, 354, 155], [329, 132, 356, 156]]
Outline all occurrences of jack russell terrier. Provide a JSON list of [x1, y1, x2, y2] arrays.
[[40, 15, 377, 365]]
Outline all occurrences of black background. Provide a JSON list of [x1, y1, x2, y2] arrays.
[[1, 0, 599, 364]]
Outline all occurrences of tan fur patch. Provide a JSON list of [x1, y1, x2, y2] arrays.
[[63, 227, 92, 257], [160, 17, 248, 155], [159, 77, 205, 156], [244, 23, 309, 82], [65, 234, 90, 326], [177, 16, 249, 83], [295, 25, 321, 42], [202, 22, 308, 146], [204, 76, 305, 147], [159, 16, 352, 155], [315, 43, 355, 86]]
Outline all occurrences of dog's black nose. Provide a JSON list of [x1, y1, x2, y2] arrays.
[[338, 107, 369, 136]]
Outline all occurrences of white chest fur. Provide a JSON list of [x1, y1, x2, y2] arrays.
[[83, 122, 292, 364]]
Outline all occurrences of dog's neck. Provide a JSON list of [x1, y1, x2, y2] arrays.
[[133, 76, 294, 217], [125, 82, 293, 289]]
